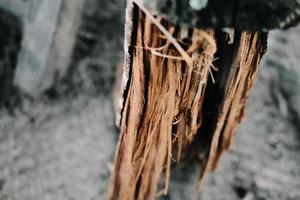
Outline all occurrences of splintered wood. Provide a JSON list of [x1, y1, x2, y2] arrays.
[[109, 4, 267, 200]]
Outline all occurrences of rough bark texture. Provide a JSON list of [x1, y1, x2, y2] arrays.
[[110, 2, 268, 200], [142, 0, 300, 30]]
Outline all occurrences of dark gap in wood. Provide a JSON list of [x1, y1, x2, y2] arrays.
[[188, 31, 238, 163]]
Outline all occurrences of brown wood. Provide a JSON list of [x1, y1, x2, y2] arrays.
[[110, 3, 268, 200]]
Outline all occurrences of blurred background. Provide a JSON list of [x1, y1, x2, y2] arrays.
[[0, 0, 299, 200]]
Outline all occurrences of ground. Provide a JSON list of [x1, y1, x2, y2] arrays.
[[0, 4, 300, 200]]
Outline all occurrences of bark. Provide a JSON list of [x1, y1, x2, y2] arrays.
[[110, 2, 268, 200], [142, 0, 300, 30]]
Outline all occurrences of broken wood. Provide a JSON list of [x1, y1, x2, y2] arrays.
[[110, 1, 268, 200]]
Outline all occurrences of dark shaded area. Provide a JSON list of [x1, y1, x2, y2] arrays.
[[233, 185, 248, 198], [143, 0, 300, 30], [0, 8, 22, 110]]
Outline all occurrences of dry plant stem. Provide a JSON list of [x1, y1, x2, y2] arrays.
[[109, 3, 268, 200]]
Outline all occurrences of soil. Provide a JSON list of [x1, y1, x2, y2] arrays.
[[0, 1, 300, 199]]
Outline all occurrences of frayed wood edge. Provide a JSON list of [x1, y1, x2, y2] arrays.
[[130, 0, 194, 67]]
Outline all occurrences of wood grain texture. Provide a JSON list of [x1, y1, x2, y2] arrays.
[[110, 2, 268, 199]]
